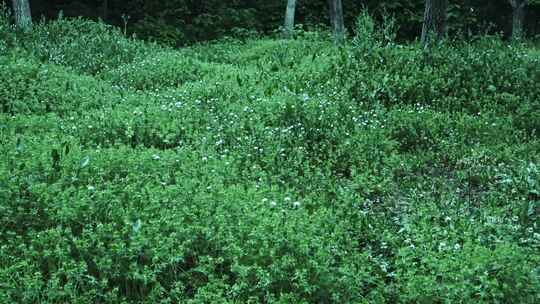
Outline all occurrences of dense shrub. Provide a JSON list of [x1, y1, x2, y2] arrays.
[[101, 51, 215, 91], [340, 14, 540, 116], [396, 242, 540, 303], [0, 55, 128, 115], [1, 18, 539, 303], [18, 17, 156, 75]]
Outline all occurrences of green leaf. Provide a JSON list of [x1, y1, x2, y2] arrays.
[[80, 156, 90, 169], [527, 202, 536, 217], [132, 219, 142, 234]]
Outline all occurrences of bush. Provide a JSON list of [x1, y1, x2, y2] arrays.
[[18, 17, 156, 75], [396, 243, 540, 303], [0, 139, 385, 303], [101, 51, 214, 91], [0, 55, 127, 115], [343, 17, 540, 114], [131, 16, 186, 46]]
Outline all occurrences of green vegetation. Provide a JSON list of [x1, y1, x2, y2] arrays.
[[1, 15, 539, 303], [26, 0, 540, 44]]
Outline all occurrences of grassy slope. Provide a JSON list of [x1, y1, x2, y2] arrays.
[[1, 22, 540, 303]]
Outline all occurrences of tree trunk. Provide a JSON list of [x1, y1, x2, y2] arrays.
[[329, 0, 345, 44], [103, 0, 109, 21], [510, 0, 527, 40], [284, 0, 296, 38], [421, 0, 448, 48], [11, 0, 32, 30]]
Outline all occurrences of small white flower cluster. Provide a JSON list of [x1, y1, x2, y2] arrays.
[[263, 197, 301, 209], [352, 110, 387, 129], [438, 241, 462, 252]]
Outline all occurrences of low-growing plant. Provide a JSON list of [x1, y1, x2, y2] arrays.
[[18, 16, 157, 75], [101, 51, 214, 91], [0, 55, 125, 115], [1, 17, 539, 303]]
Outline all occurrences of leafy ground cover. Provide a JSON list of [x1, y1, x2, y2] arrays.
[[1, 16, 539, 303]]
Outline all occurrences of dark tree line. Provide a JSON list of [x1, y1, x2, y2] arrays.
[[5, 0, 540, 44], [418, 0, 531, 44]]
